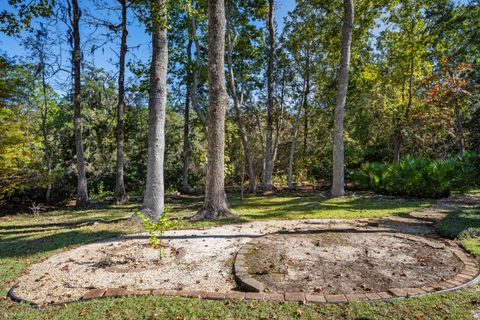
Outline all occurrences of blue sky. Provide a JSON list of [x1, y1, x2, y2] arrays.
[[0, 0, 296, 89]]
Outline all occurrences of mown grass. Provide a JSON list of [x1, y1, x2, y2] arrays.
[[437, 209, 480, 240], [1, 191, 480, 319], [2, 290, 480, 320], [436, 208, 480, 258], [231, 193, 432, 220]]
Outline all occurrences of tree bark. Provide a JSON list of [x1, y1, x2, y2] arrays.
[[272, 68, 286, 166], [288, 80, 307, 189], [393, 14, 416, 164], [454, 104, 465, 156], [115, 0, 128, 204], [331, 0, 354, 197], [182, 33, 193, 193], [191, 5, 206, 128], [254, 108, 266, 184], [40, 58, 52, 203], [142, 0, 168, 220], [226, 28, 256, 193], [70, 0, 88, 207], [262, 0, 275, 190], [192, 0, 234, 220], [393, 124, 402, 164], [302, 45, 311, 154]]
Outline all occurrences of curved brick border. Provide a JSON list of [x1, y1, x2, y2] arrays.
[[7, 233, 480, 307], [233, 232, 480, 303]]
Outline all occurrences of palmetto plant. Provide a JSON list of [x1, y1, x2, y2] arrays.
[[350, 153, 479, 198]]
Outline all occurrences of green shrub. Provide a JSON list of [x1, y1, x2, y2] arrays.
[[348, 153, 479, 198]]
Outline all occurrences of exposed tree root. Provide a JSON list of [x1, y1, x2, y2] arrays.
[[190, 205, 236, 221]]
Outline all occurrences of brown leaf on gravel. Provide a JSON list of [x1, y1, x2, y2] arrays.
[[59, 265, 70, 271]]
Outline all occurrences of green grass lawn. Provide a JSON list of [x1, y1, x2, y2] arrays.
[[1, 191, 480, 319]]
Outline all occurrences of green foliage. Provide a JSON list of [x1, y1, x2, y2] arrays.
[[90, 181, 114, 200], [0, 0, 54, 35], [349, 153, 480, 198], [136, 206, 178, 256]]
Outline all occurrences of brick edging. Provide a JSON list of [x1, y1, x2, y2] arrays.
[[232, 232, 480, 303], [7, 234, 480, 308]]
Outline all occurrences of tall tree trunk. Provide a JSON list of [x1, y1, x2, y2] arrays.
[[393, 80, 406, 164], [302, 45, 311, 154], [71, 0, 88, 207], [142, 0, 168, 219], [115, 0, 128, 204], [272, 68, 286, 165], [393, 124, 402, 164], [263, 0, 275, 190], [192, 0, 234, 220], [191, 4, 206, 128], [182, 34, 193, 193], [288, 80, 307, 189], [41, 61, 52, 203], [226, 30, 256, 193], [254, 109, 266, 183], [454, 104, 465, 156], [393, 14, 416, 164], [331, 0, 354, 197]]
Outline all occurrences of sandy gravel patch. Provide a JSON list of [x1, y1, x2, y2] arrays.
[[15, 219, 364, 304], [12, 214, 462, 304]]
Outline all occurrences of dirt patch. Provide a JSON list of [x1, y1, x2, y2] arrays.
[[11, 193, 480, 304], [244, 232, 463, 294]]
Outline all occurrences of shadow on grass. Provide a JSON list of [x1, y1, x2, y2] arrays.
[[0, 230, 123, 259], [234, 196, 430, 220], [0, 217, 131, 231], [437, 209, 480, 239]]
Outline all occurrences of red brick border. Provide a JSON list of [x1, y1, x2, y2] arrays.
[[230, 232, 480, 305], [7, 233, 480, 308]]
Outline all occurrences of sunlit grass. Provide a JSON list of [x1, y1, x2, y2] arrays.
[[231, 194, 432, 220], [2, 192, 480, 319]]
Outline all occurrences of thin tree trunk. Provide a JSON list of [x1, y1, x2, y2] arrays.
[[115, 0, 128, 204], [272, 68, 286, 167], [71, 0, 88, 207], [191, 4, 206, 128], [226, 29, 256, 193], [254, 109, 266, 183], [41, 61, 52, 203], [302, 45, 311, 154], [394, 14, 416, 164], [240, 145, 245, 202], [192, 0, 234, 220], [263, 0, 275, 190], [393, 126, 401, 164], [331, 0, 354, 197], [288, 108, 304, 189], [182, 36, 193, 193], [288, 80, 307, 189], [454, 104, 465, 156], [142, 0, 168, 219]]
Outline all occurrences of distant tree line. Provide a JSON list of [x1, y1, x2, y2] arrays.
[[0, 0, 478, 219]]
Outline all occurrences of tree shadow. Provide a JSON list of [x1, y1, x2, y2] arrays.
[[0, 217, 131, 230], [0, 230, 123, 259], [235, 195, 429, 220], [437, 210, 480, 239]]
